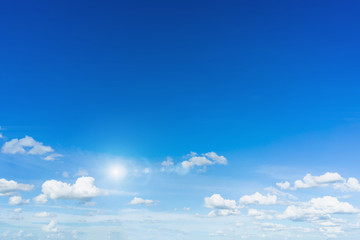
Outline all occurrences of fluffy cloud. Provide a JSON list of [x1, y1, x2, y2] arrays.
[[42, 220, 58, 233], [240, 192, 277, 205], [334, 177, 360, 192], [33, 194, 48, 203], [8, 195, 30, 205], [41, 177, 102, 201], [248, 209, 273, 220], [181, 152, 227, 170], [280, 196, 358, 221], [1, 135, 61, 160], [161, 152, 227, 174], [208, 209, 240, 217], [129, 197, 157, 206], [0, 178, 33, 195], [204, 194, 238, 209], [277, 172, 344, 190]]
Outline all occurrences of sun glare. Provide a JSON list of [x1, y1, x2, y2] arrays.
[[108, 164, 127, 180]]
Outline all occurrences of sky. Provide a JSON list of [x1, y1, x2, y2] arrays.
[[1, 0, 360, 239]]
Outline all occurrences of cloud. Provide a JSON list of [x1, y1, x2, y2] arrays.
[[13, 208, 22, 213], [41, 176, 103, 201], [44, 153, 63, 161], [34, 211, 51, 217], [42, 220, 58, 233], [161, 157, 174, 168], [334, 177, 360, 192], [240, 192, 277, 205], [276, 181, 290, 190], [0, 133, 3, 139], [277, 172, 344, 190], [162, 152, 227, 173], [181, 152, 227, 170], [204, 194, 238, 210], [8, 195, 30, 205], [33, 193, 48, 203], [208, 209, 240, 217], [248, 209, 273, 220], [129, 197, 157, 206], [0, 178, 34, 195], [1, 135, 61, 160], [280, 196, 358, 221]]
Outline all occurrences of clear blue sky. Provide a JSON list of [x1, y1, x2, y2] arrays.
[[1, 1, 360, 239]]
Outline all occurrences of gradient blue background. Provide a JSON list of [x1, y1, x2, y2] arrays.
[[1, 0, 360, 158]]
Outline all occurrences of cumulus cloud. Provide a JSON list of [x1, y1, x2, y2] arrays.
[[277, 172, 344, 190], [240, 192, 277, 205], [280, 196, 358, 221], [33, 194, 48, 203], [1, 135, 61, 160], [129, 197, 157, 206], [42, 220, 58, 233], [41, 177, 103, 201], [9, 195, 30, 205], [204, 194, 238, 209], [0, 178, 33, 195], [334, 177, 360, 192], [162, 152, 227, 173], [181, 152, 227, 170], [276, 181, 290, 190]]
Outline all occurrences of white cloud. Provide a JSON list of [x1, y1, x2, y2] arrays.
[[276, 181, 290, 190], [13, 208, 22, 213], [0, 132, 3, 139], [41, 176, 102, 201], [278, 172, 344, 190], [34, 211, 51, 217], [2, 135, 53, 155], [33, 193, 48, 203], [204, 152, 227, 165], [334, 177, 360, 192], [240, 192, 277, 205], [161, 152, 227, 173], [42, 220, 58, 233], [181, 151, 227, 170], [0, 178, 34, 194], [204, 194, 238, 209], [208, 209, 240, 217], [1, 135, 62, 160], [248, 209, 273, 220], [8, 195, 30, 205], [280, 196, 358, 221], [129, 197, 156, 206], [161, 157, 174, 167], [44, 153, 63, 161]]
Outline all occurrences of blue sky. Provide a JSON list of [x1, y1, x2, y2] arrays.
[[1, 0, 360, 239]]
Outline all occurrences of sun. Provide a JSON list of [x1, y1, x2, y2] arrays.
[[108, 164, 127, 180]]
